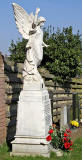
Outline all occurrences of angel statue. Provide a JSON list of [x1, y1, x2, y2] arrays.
[[12, 3, 48, 83]]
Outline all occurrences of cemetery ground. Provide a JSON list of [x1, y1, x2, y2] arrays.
[[0, 126, 82, 160]]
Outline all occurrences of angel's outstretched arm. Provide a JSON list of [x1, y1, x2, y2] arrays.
[[42, 41, 49, 48]]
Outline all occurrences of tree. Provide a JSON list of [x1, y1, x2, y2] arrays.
[[42, 26, 82, 83]]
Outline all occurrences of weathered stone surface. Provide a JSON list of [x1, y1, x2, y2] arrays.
[[45, 80, 54, 87], [51, 148, 63, 157], [11, 140, 50, 157], [16, 83, 52, 137], [53, 116, 59, 123], [47, 87, 55, 92], [60, 106, 68, 129], [39, 68, 54, 79], [5, 73, 23, 83], [4, 59, 23, 73]]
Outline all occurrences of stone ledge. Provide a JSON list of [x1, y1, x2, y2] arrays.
[[11, 138, 51, 157], [51, 148, 63, 157], [10, 152, 50, 157]]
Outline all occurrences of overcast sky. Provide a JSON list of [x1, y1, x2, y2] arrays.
[[0, 0, 82, 55]]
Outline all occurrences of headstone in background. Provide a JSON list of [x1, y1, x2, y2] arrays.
[[67, 106, 71, 125], [60, 106, 68, 129]]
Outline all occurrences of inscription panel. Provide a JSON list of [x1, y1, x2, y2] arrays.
[[43, 97, 52, 135]]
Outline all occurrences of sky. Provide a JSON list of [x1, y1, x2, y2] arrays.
[[0, 0, 82, 55]]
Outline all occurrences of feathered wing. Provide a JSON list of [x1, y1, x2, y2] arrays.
[[12, 3, 34, 39]]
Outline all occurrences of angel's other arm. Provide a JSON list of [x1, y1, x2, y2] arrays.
[[29, 28, 37, 35]]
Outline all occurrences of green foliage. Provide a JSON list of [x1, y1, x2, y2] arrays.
[[9, 26, 82, 84], [9, 38, 28, 63], [51, 129, 64, 149], [43, 26, 82, 84]]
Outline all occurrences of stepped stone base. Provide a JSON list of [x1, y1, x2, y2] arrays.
[[11, 82, 52, 157], [11, 136, 51, 157]]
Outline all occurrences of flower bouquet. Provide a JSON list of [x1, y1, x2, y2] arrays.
[[70, 120, 79, 129], [46, 125, 73, 152]]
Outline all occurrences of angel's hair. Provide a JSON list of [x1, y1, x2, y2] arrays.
[[38, 17, 46, 24]]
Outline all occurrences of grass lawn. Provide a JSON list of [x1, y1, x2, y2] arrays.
[[0, 137, 82, 160]]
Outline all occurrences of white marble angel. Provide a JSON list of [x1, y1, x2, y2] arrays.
[[12, 3, 48, 82]]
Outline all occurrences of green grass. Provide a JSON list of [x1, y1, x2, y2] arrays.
[[0, 137, 82, 160]]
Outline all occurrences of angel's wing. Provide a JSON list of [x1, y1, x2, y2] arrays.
[[12, 3, 34, 39]]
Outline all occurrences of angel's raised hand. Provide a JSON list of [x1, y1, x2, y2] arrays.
[[36, 8, 40, 14]]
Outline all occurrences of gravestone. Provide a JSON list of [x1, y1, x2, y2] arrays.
[[67, 106, 71, 125], [11, 83, 52, 157], [60, 106, 68, 129]]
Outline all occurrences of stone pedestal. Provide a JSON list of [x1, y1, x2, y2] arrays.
[[11, 82, 52, 157]]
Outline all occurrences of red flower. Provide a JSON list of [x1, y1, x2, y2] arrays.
[[46, 135, 52, 141], [64, 132, 68, 137], [68, 134, 71, 137], [70, 141, 73, 146], [48, 129, 53, 134], [64, 137, 69, 142], [64, 137, 67, 141], [66, 129, 71, 133], [64, 142, 70, 149]]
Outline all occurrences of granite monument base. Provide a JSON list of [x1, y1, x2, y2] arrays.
[[11, 82, 52, 157], [11, 136, 51, 157]]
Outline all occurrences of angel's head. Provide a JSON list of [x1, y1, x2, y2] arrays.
[[38, 17, 46, 26]]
